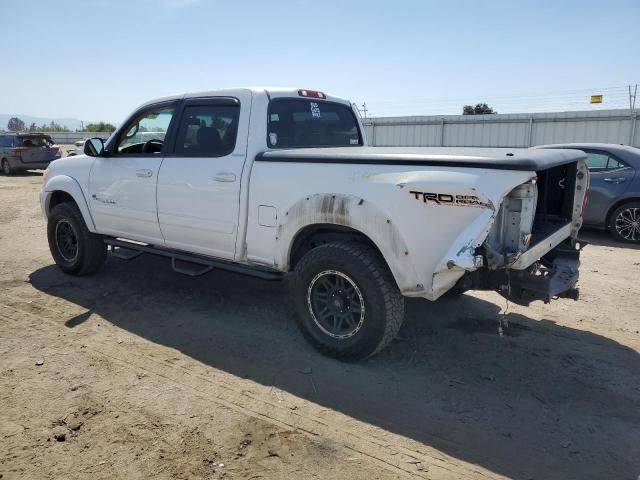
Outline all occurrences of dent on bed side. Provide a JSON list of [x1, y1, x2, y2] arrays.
[[275, 193, 418, 292]]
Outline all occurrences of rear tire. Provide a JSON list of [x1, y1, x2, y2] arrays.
[[47, 202, 107, 275], [1, 159, 12, 175], [609, 201, 640, 243], [290, 241, 404, 361]]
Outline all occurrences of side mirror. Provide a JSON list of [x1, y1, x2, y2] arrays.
[[84, 138, 104, 157]]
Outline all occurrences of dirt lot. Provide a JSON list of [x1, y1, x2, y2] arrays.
[[1, 171, 639, 480]]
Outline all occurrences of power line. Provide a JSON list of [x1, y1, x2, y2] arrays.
[[357, 84, 637, 117]]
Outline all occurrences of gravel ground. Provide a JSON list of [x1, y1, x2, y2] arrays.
[[1, 170, 639, 480]]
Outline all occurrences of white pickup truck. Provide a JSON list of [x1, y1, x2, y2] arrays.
[[41, 87, 588, 360]]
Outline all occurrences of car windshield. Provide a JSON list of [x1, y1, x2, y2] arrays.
[[17, 135, 54, 147], [267, 99, 361, 148]]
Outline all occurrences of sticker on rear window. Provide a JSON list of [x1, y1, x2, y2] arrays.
[[350, 138, 358, 145], [270, 113, 279, 122], [310, 102, 321, 118], [269, 132, 278, 146]]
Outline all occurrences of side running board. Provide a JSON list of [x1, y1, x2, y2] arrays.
[[105, 238, 283, 281]]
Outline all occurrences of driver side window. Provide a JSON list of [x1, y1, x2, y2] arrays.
[[115, 106, 176, 154]]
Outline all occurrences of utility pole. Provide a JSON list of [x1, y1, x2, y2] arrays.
[[629, 84, 637, 146], [352, 102, 369, 119]]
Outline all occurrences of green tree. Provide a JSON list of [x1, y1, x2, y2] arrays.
[[7, 117, 25, 132], [85, 122, 116, 133], [37, 121, 70, 132], [462, 103, 496, 115], [28, 122, 38, 132]]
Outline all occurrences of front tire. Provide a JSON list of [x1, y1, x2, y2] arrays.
[[290, 242, 404, 361], [47, 202, 107, 275], [609, 202, 640, 243], [1, 159, 12, 175]]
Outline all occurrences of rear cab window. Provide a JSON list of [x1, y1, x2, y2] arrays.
[[267, 99, 361, 148]]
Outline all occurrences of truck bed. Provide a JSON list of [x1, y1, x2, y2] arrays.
[[256, 146, 586, 171]]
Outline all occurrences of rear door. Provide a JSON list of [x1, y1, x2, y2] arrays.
[[157, 93, 250, 260], [16, 135, 58, 164], [88, 101, 178, 244], [583, 149, 635, 225]]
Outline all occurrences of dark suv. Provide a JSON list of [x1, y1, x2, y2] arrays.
[[0, 133, 61, 175]]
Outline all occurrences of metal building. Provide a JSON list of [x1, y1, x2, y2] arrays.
[[362, 109, 639, 148]]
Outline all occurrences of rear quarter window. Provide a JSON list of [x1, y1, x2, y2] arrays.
[[267, 99, 361, 148], [585, 151, 627, 171], [0, 136, 15, 147]]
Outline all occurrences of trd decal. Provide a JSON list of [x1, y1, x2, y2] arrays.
[[410, 191, 492, 209]]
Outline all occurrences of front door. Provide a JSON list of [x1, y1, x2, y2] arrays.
[[157, 94, 250, 260], [88, 102, 178, 245]]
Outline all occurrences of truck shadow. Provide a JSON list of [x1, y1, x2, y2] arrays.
[[29, 256, 640, 480], [1, 170, 43, 177], [580, 228, 640, 250]]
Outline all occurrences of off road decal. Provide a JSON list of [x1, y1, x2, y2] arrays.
[[409, 190, 492, 209]]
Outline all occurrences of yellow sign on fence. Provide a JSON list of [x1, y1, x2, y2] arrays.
[[590, 95, 603, 104]]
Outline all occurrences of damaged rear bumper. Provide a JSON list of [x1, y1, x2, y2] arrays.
[[457, 240, 584, 306]]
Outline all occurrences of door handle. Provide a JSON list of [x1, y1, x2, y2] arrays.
[[136, 169, 153, 178], [603, 177, 626, 184], [214, 173, 236, 182]]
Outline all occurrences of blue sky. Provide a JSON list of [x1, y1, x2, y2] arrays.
[[1, 0, 638, 122]]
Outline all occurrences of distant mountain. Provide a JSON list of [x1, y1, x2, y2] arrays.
[[0, 114, 99, 132]]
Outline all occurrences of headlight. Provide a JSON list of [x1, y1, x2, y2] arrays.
[[42, 168, 50, 186]]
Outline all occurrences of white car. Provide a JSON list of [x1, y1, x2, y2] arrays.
[[40, 87, 588, 360], [67, 137, 111, 157]]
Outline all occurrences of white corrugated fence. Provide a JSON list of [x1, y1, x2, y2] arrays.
[[362, 109, 639, 148]]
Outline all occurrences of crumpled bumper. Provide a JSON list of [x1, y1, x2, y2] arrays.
[[497, 245, 581, 306], [457, 240, 584, 306]]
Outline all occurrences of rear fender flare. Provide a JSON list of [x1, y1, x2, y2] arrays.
[[276, 193, 421, 294]]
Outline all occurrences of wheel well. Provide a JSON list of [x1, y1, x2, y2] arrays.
[[288, 224, 384, 271], [606, 197, 640, 227], [49, 191, 77, 214]]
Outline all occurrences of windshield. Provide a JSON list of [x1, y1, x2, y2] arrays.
[[17, 135, 54, 147], [267, 99, 361, 148]]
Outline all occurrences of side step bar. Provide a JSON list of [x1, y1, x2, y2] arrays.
[[105, 238, 283, 281]]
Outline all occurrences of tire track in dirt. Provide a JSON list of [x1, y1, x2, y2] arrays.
[[0, 301, 502, 480]]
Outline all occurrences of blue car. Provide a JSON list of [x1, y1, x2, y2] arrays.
[[537, 143, 640, 243]]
